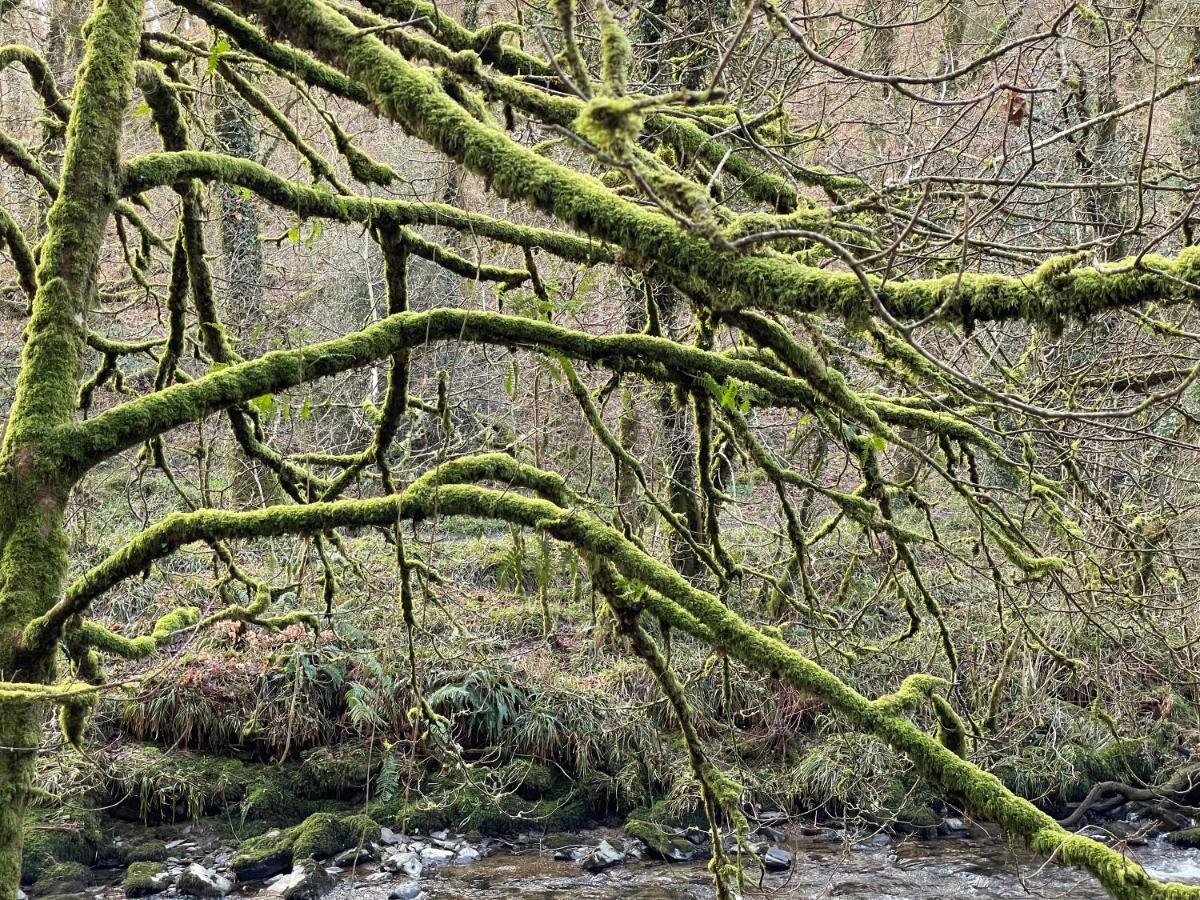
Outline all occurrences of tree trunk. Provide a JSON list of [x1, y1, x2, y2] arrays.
[[0, 705, 40, 899], [0, 1, 142, 895]]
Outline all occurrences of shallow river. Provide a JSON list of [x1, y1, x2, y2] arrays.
[[317, 832, 1200, 900]]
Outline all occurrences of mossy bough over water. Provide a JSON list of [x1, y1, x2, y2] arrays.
[[33, 456, 1200, 899]]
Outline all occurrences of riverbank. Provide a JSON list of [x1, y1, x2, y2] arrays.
[[24, 820, 1200, 900]]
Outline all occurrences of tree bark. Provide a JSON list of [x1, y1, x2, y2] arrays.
[[0, 0, 142, 895]]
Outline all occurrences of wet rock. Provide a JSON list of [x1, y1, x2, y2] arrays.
[[763, 846, 793, 872], [37, 861, 91, 895], [383, 850, 422, 879], [332, 846, 375, 867], [127, 840, 169, 863], [454, 845, 482, 865], [388, 885, 426, 900], [625, 820, 705, 862], [756, 810, 788, 827], [756, 825, 787, 843], [267, 859, 335, 900], [419, 846, 454, 868], [177, 862, 234, 897], [379, 827, 403, 846], [581, 839, 625, 872], [553, 846, 586, 862], [124, 860, 172, 897], [943, 818, 967, 833], [16, 890, 26, 900]]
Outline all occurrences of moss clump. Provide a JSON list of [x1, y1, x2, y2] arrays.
[[573, 96, 644, 155], [125, 840, 168, 862], [20, 809, 100, 884], [624, 819, 699, 860], [123, 860, 170, 897], [231, 811, 380, 881], [37, 860, 91, 893], [1169, 828, 1200, 849], [369, 776, 589, 836]]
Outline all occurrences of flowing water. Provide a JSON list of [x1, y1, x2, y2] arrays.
[[318, 832, 1200, 900]]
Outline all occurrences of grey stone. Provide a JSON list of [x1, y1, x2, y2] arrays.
[[176, 863, 234, 898], [383, 850, 422, 880], [388, 885, 425, 900], [418, 846, 454, 868], [762, 846, 792, 872], [454, 845, 481, 865], [267, 860, 335, 900], [581, 839, 625, 872]]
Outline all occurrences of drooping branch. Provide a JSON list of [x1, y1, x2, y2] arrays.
[[24, 455, 1200, 900]]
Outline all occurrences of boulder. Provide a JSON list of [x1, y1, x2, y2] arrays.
[[581, 839, 625, 872], [419, 845, 454, 868], [177, 862, 234, 897], [267, 859, 335, 900], [124, 861, 172, 897], [383, 850, 422, 879], [762, 846, 792, 872], [388, 885, 426, 900], [624, 820, 703, 862]]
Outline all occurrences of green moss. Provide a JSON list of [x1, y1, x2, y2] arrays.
[[20, 809, 99, 884], [123, 861, 170, 897], [125, 840, 167, 863], [231, 811, 379, 879], [37, 860, 91, 893]]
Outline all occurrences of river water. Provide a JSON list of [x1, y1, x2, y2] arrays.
[[318, 831, 1200, 900]]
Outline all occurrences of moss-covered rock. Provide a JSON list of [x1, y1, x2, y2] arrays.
[[36, 861, 91, 894], [20, 809, 101, 885], [1169, 828, 1200, 849], [624, 819, 704, 861], [125, 839, 168, 862], [123, 860, 171, 897], [231, 811, 380, 882]]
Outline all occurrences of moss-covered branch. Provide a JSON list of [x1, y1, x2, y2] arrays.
[[221, 0, 1200, 331], [22, 456, 1200, 899]]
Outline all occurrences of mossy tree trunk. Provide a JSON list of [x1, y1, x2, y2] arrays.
[[0, 0, 142, 895]]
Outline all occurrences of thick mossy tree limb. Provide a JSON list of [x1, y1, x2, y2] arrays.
[[0, 1, 145, 898], [222, 0, 1200, 331], [20, 456, 1200, 899]]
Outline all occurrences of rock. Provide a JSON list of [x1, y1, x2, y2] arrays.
[[454, 845, 481, 865], [267, 860, 335, 900], [430, 830, 448, 841], [232, 813, 380, 881], [383, 850, 422, 879], [756, 810, 788, 827], [177, 863, 234, 897], [127, 840, 169, 863], [624, 820, 704, 862], [388, 885, 425, 900], [943, 817, 966, 832], [124, 861, 173, 897], [419, 846, 454, 868], [379, 827, 402, 846], [165, 840, 187, 851], [682, 827, 709, 846], [16, 890, 26, 900], [762, 846, 793, 872], [756, 826, 786, 842], [553, 847, 585, 861], [581, 839, 625, 872], [37, 861, 91, 895], [332, 846, 375, 867]]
